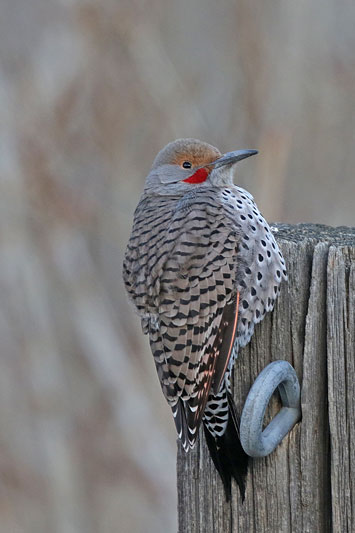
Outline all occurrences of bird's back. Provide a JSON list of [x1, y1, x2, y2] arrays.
[[123, 184, 286, 408]]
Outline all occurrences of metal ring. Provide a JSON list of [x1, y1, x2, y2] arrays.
[[240, 361, 301, 457]]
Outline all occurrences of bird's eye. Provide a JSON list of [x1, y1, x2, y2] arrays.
[[182, 161, 192, 169]]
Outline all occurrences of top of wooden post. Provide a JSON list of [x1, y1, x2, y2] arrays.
[[275, 222, 355, 245]]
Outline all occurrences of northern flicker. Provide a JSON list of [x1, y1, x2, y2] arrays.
[[123, 138, 287, 500]]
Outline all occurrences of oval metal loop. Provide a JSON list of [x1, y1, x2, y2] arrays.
[[240, 360, 301, 457]]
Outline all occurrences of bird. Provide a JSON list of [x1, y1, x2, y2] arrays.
[[122, 138, 287, 501]]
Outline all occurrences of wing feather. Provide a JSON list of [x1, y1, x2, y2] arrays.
[[148, 196, 239, 446]]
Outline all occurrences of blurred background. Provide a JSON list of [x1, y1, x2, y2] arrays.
[[0, 0, 354, 532]]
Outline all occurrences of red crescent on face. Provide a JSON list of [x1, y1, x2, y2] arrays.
[[183, 168, 209, 184]]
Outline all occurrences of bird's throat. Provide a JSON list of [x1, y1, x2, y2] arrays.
[[183, 168, 209, 184]]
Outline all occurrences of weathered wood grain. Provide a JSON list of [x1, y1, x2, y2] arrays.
[[177, 224, 355, 533], [327, 245, 355, 532]]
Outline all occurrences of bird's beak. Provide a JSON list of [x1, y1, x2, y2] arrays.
[[210, 149, 258, 168]]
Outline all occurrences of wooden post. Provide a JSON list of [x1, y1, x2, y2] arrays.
[[177, 224, 355, 533]]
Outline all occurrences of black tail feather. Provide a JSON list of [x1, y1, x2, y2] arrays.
[[203, 392, 249, 502]]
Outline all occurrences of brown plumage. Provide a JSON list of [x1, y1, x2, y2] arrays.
[[123, 139, 287, 500]]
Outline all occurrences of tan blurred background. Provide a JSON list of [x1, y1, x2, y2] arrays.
[[0, 1, 354, 532]]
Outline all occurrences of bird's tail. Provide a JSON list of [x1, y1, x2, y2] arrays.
[[203, 390, 249, 501]]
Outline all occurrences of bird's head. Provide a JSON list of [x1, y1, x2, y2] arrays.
[[144, 138, 258, 195]]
